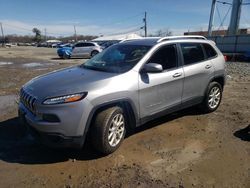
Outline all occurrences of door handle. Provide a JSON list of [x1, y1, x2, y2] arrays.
[[205, 64, 212, 69], [173, 72, 182, 78]]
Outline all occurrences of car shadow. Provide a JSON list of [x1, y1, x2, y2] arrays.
[[130, 107, 203, 136], [0, 107, 203, 165], [50, 57, 89, 60], [0, 117, 103, 164], [234, 124, 250, 142]]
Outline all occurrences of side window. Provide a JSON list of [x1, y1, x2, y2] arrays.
[[203, 43, 217, 59], [181, 43, 205, 65], [87, 43, 95, 47], [148, 44, 178, 70], [75, 43, 85, 47]]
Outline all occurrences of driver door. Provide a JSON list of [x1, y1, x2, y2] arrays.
[[139, 44, 184, 120]]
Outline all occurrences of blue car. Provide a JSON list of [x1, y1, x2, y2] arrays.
[[57, 41, 102, 59]]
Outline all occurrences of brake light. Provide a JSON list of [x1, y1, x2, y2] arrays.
[[224, 55, 228, 62]]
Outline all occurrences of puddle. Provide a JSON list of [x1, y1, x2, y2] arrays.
[[148, 140, 205, 178], [22, 62, 55, 68], [0, 95, 17, 113], [0, 62, 13, 66], [0, 61, 56, 68]]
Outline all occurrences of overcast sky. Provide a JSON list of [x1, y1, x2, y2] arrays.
[[0, 0, 250, 36]]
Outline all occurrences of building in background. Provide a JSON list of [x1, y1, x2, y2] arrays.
[[184, 28, 250, 36]]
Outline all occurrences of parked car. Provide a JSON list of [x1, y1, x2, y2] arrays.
[[37, 42, 48, 47], [57, 41, 102, 59], [19, 36, 225, 154], [57, 43, 73, 48], [94, 40, 120, 49], [51, 43, 61, 48], [5, 43, 17, 47]]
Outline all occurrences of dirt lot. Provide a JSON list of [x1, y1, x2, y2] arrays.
[[0, 46, 249, 188]]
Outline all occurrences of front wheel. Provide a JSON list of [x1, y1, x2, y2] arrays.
[[63, 53, 70, 59], [201, 82, 222, 113], [91, 107, 126, 154]]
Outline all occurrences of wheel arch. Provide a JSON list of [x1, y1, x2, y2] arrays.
[[202, 75, 225, 101], [210, 76, 225, 90], [84, 99, 138, 137], [91, 50, 99, 57]]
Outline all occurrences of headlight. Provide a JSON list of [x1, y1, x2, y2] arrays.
[[43, 92, 87, 105]]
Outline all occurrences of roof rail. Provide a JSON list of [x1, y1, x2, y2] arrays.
[[157, 35, 207, 43]]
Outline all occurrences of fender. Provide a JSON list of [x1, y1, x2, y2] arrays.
[[83, 98, 139, 137]]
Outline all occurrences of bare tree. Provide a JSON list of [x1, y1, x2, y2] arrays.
[[155, 28, 172, 37]]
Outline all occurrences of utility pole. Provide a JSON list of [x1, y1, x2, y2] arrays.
[[44, 28, 47, 42], [0, 22, 5, 47], [143, 11, 147, 37], [74, 25, 77, 42], [208, 0, 216, 37]]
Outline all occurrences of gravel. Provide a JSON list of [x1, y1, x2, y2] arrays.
[[226, 62, 250, 77]]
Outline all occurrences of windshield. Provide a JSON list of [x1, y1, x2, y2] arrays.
[[81, 44, 151, 73]]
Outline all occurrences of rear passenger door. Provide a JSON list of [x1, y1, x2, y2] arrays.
[[81, 42, 95, 56], [180, 43, 214, 107], [77, 43, 90, 56]]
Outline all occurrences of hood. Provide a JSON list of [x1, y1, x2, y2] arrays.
[[57, 47, 72, 52], [23, 66, 117, 101]]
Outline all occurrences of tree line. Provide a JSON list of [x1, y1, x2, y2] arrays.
[[0, 27, 98, 44]]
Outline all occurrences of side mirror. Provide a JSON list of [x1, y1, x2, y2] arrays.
[[142, 63, 163, 73]]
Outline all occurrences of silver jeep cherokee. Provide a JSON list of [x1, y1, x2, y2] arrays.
[[19, 36, 225, 154]]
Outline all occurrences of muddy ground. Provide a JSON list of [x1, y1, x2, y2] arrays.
[[0, 46, 249, 188]]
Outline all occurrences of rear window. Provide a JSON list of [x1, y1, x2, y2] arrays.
[[75, 43, 94, 47], [203, 43, 217, 59], [180, 43, 205, 65]]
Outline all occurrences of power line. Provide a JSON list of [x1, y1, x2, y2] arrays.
[[216, 0, 232, 5], [241, 10, 250, 26], [96, 12, 144, 27], [3, 23, 33, 32], [2, 22, 69, 36], [215, 2, 232, 31], [217, 5, 232, 30], [216, 5, 223, 26], [1, 12, 145, 37], [106, 26, 143, 36], [101, 22, 144, 36]]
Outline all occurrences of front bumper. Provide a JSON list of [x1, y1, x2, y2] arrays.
[[18, 99, 93, 149]]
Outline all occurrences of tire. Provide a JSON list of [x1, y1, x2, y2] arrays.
[[201, 82, 222, 113], [63, 53, 70, 59], [91, 107, 126, 154], [91, 50, 99, 57]]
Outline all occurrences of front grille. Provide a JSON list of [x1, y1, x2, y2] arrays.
[[20, 88, 37, 114]]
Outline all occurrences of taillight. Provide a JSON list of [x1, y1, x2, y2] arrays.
[[224, 55, 228, 62]]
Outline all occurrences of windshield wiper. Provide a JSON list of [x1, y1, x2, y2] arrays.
[[82, 64, 107, 72]]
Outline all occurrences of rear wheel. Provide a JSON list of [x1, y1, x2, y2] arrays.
[[91, 50, 99, 57], [91, 107, 126, 154], [201, 82, 222, 113]]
